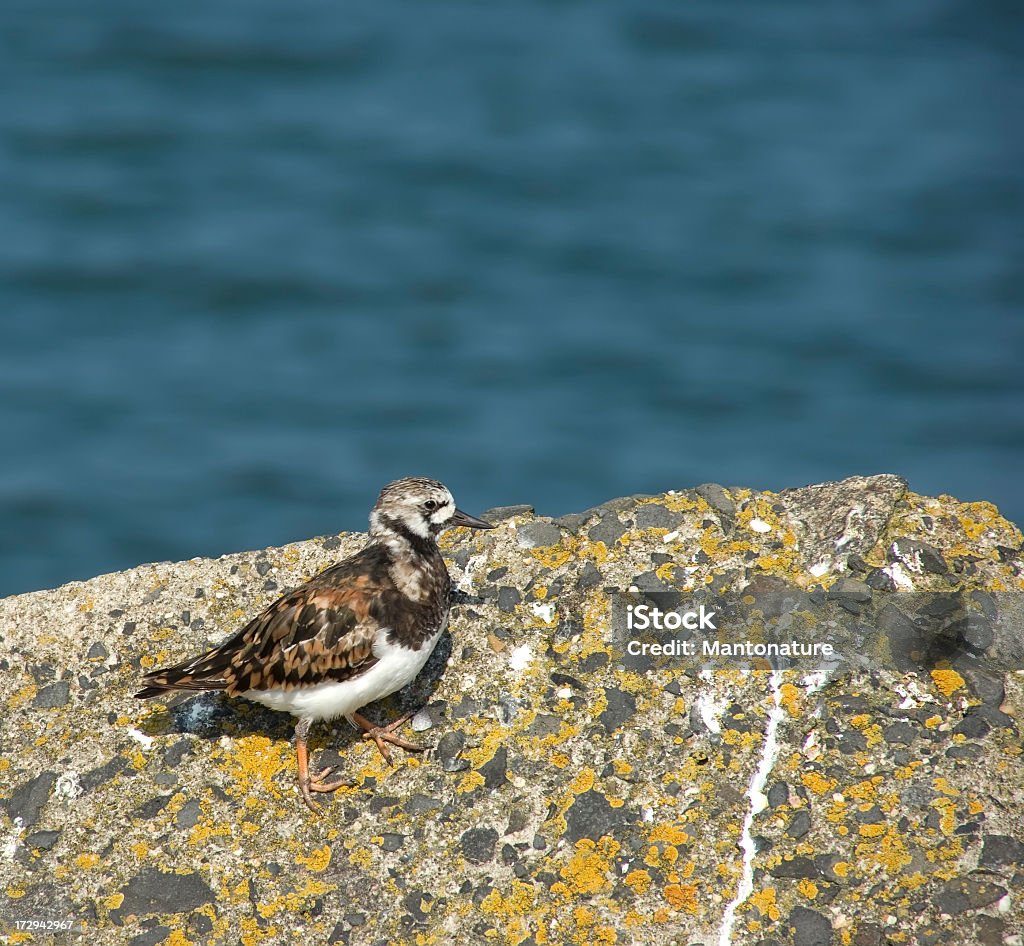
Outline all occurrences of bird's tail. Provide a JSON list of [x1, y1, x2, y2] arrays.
[[134, 651, 232, 700]]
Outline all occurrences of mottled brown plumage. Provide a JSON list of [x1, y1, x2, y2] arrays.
[[135, 476, 493, 813]]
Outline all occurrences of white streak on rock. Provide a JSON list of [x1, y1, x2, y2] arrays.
[[697, 693, 726, 734], [748, 518, 772, 533], [883, 562, 914, 590], [801, 671, 829, 693], [718, 668, 785, 946], [127, 727, 155, 750]]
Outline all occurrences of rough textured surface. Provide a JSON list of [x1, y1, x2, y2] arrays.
[[1, 475, 1022, 946]]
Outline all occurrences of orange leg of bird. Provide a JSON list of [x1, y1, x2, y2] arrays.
[[295, 718, 346, 815], [350, 710, 426, 766]]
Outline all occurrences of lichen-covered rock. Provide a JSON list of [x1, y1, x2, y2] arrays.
[[1, 475, 1022, 945]]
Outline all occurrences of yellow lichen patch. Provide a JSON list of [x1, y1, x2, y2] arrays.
[[930, 667, 965, 698], [624, 870, 652, 896], [9, 683, 38, 709], [456, 771, 485, 794], [530, 538, 576, 570], [801, 772, 835, 795], [849, 714, 871, 729], [664, 883, 699, 914], [295, 844, 331, 872], [559, 839, 618, 896], [857, 823, 886, 839], [75, 853, 100, 870], [745, 887, 780, 921], [648, 823, 690, 846], [348, 847, 373, 869], [550, 752, 570, 768], [655, 561, 677, 583], [220, 735, 290, 799], [101, 893, 124, 911], [572, 906, 595, 928], [240, 916, 279, 946], [932, 777, 960, 797], [778, 683, 802, 717], [902, 872, 929, 891], [5, 887, 26, 898], [855, 825, 912, 874], [570, 768, 596, 795], [930, 798, 956, 836], [924, 715, 942, 729], [831, 861, 851, 879], [846, 778, 880, 802], [797, 879, 818, 899], [256, 878, 333, 919], [160, 931, 195, 946]]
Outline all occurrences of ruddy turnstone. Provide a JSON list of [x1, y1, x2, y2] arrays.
[[135, 476, 493, 814]]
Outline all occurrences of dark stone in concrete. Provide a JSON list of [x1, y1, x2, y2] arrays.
[[479, 747, 508, 790], [767, 781, 789, 809], [129, 927, 172, 946], [770, 856, 817, 879], [435, 731, 466, 772], [634, 504, 678, 531], [695, 483, 736, 519], [460, 827, 498, 864], [599, 688, 636, 733], [884, 722, 917, 746], [25, 829, 61, 851], [111, 868, 214, 921], [34, 681, 70, 708], [4, 771, 57, 827], [483, 505, 534, 521], [516, 522, 562, 548], [789, 905, 832, 946], [588, 518, 627, 547], [496, 587, 521, 613], [980, 834, 1024, 868], [564, 791, 637, 843], [933, 876, 1007, 915]]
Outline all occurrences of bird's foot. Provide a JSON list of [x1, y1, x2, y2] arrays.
[[298, 767, 348, 815], [352, 711, 427, 766]]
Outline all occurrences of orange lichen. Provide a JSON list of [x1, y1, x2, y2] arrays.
[[624, 870, 652, 896], [801, 772, 835, 794], [558, 839, 619, 896], [930, 668, 965, 697], [664, 883, 699, 914]]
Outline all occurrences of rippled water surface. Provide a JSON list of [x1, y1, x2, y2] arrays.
[[1, 1, 1021, 595]]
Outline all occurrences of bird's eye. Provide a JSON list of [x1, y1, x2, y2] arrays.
[[423, 499, 440, 512]]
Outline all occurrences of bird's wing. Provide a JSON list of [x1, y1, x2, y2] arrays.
[[135, 547, 395, 698]]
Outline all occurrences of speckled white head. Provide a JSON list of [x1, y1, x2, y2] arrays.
[[369, 476, 492, 541]]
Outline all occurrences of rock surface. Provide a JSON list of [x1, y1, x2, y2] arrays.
[[1, 475, 1022, 945]]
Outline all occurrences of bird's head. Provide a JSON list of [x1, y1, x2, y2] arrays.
[[369, 477, 493, 542]]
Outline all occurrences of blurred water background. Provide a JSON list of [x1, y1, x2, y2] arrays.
[[0, 1, 1021, 596]]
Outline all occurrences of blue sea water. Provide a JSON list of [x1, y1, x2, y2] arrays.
[[0, 1, 1021, 597]]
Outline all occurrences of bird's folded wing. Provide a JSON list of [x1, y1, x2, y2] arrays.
[[138, 576, 390, 696]]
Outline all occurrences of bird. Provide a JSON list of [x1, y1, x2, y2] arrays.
[[134, 476, 493, 814]]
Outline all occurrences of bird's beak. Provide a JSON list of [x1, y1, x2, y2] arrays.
[[450, 509, 494, 530]]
